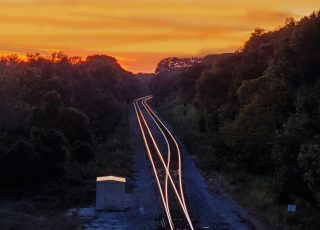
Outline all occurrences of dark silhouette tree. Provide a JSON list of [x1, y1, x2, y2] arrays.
[[0, 140, 44, 188]]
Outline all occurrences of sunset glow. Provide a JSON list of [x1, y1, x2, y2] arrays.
[[0, 0, 318, 72]]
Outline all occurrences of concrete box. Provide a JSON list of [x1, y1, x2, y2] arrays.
[[96, 176, 126, 211]]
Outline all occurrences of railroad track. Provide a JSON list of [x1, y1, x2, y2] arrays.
[[134, 96, 195, 230]]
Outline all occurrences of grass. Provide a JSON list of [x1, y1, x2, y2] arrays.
[[218, 172, 320, 230], [0, 199, 77, 230]]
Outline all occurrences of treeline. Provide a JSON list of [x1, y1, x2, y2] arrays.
[[151, 12, 320, 229], [0, 53, 137, 207]]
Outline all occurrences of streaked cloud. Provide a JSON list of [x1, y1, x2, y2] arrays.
[[0, 0, 317, 72]]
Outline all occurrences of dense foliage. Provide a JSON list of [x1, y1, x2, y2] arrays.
[[0, 53, 137, 207], [150, 12, 320, 229]]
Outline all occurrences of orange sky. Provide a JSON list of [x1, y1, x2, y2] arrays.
[[0, 0, 318, 73]]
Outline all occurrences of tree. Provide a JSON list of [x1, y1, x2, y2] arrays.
[[0, 140, 44, 188], [59, 108, 91, 143], [30, 128, 69, 178], [272, 135, 304, 202], [71, 141, 94, 164], [298, 143, 320, 204], [43, 90, 63, 119]]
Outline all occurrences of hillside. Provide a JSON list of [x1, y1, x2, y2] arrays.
[[150, 11, 320, 229]]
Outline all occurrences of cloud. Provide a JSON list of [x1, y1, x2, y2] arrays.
[[0, 0, 317, 72]]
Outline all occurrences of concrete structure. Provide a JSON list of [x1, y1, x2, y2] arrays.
[[96, 176, 126, 211]]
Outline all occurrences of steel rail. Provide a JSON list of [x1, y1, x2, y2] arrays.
[[143, 97, 188, 210], [141, 97, 172, 221], [133, 97, 175, 230], [136, 97, 194, 230]]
